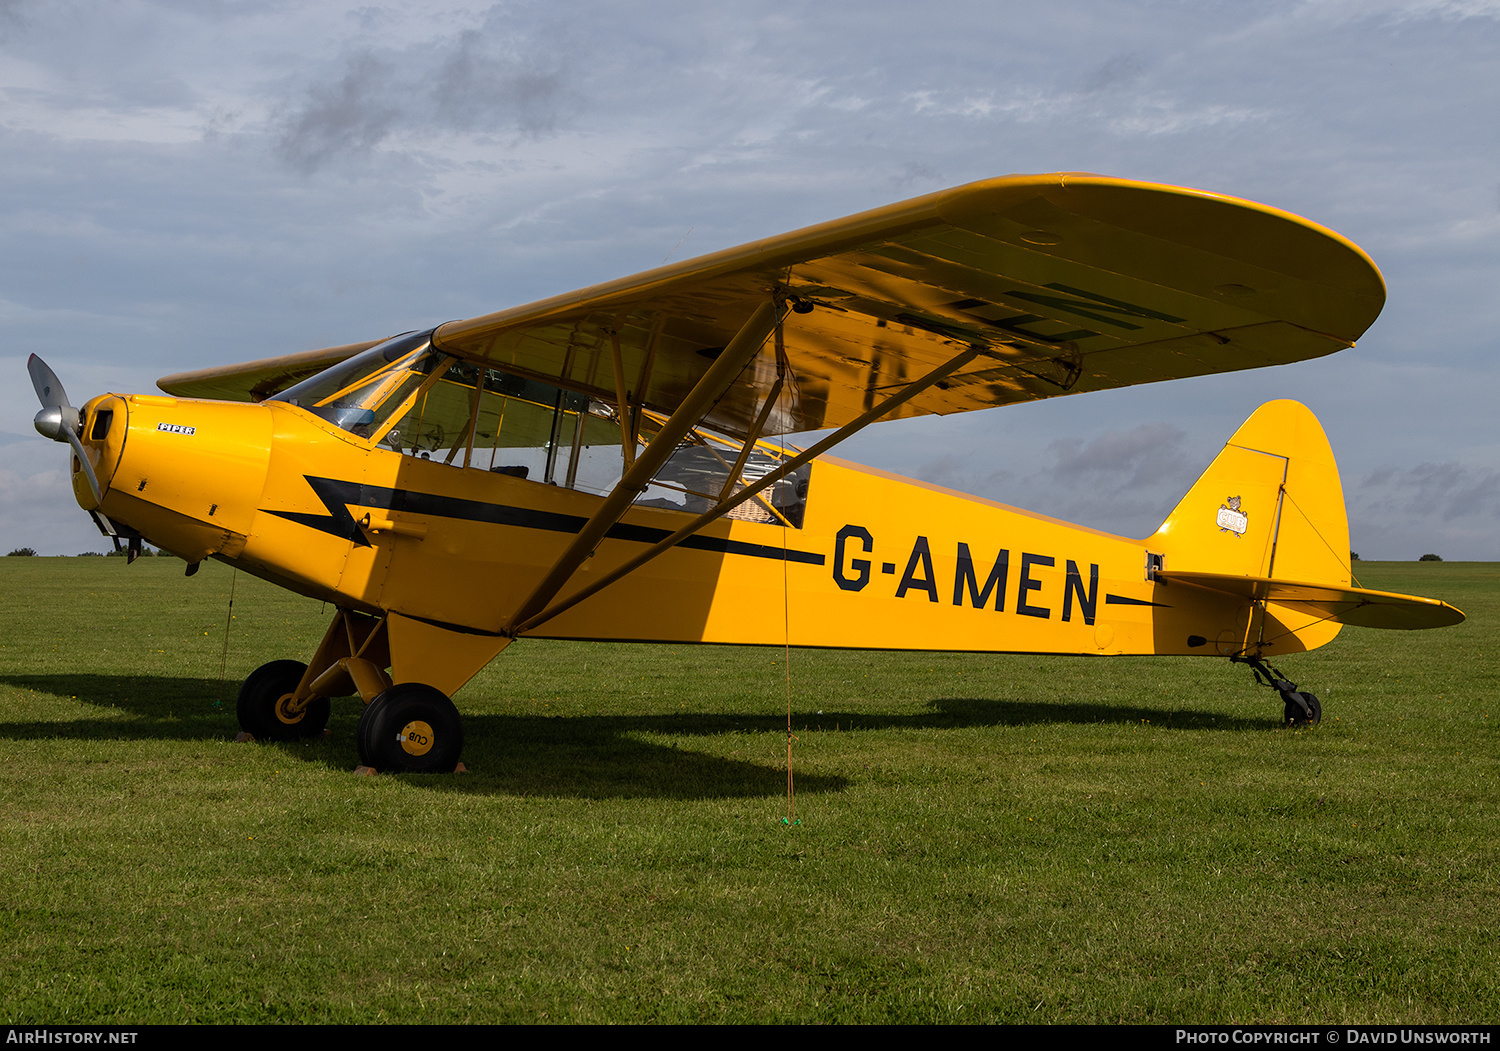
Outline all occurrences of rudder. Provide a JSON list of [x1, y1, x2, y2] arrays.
[[1147, 399, 1350, 588], [1147, 401, 1352, 655]]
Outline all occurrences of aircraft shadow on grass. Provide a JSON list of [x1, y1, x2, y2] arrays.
[[0, 671, 1273, 798]]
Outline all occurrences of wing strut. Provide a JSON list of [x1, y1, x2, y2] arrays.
[[718, 324, 789, 503], [512, 340, 985, 636], [501, 297, 790, 635]]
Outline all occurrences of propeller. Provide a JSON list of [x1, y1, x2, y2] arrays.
[[29, 354, 103, 504]]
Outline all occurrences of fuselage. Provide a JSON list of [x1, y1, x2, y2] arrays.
[[72, 388, 1295, 660]]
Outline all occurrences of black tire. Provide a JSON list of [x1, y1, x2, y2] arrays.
[[356, 683, 464, 773], [1282, 689, 1322, 727], [236, 659, 328, 741]]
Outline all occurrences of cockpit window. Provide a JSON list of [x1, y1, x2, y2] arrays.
[[272, 330, 441, 437], [274, 329, 811, 527]]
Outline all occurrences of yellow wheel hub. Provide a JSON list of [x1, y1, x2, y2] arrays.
[[398, 720, 435, 756], [273, 693, 305, 725]]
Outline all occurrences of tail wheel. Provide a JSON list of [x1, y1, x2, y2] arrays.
[[237, 660, 329, 741], [356, 683, 464, 773], [1282, 689, 1322, 727], [1234, 656, 1325, 729]]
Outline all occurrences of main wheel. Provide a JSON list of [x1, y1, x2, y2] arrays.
[[356, 683, 464, 773], [1282, 689, 1322, 727], [237, 659, 329, 740]]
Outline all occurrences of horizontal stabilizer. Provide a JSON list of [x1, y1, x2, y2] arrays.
[[1160, 571, 1466, 630]]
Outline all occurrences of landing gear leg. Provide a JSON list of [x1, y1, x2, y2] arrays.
[[1234, 655, 1322, 727], [234, 609, 485, 772], [235, 608, 388, 746]]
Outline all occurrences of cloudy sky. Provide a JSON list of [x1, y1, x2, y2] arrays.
[[2, 0, 1496, 559]]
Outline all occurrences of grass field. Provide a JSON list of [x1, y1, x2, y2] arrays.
[[0, 556, 1494, 1023]]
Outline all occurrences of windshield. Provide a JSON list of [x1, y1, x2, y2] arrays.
[[272, 330, 442, 437]]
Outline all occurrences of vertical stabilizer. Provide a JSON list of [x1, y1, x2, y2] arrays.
[[1148, 401, 1463, 651], [1147, 401, 1353, 654], [1148, 400, 1350, 587]]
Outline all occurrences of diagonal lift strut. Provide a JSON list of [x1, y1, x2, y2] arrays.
[[512, 339, 985, 636], [501, 297, 790, 635]]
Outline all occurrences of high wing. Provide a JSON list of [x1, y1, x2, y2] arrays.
[[160, 340, 384, 404], [160, 173, 1385, 439]]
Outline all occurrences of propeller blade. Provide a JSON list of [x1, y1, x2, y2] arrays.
[[26, 355, 100, 503], [62, 426, 104, 504], [28, 354, 72, 411]]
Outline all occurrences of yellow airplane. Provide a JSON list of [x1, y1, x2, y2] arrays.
[[29, 173, 1464, 773]]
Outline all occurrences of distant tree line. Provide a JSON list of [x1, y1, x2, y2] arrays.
[[5, 547, 158, 557]]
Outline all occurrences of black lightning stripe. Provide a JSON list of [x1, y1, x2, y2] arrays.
[[1104, 594, 1170, 608], [263, 476, 826, 565]]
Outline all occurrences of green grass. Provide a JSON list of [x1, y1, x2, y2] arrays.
[[0, 557, 1495, 1023]]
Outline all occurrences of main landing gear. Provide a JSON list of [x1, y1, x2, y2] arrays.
[[234, 609, 478, 774], [1234, 655, 1322, 727], [236, 659, 330, 740], [355, 683, 464, 774]]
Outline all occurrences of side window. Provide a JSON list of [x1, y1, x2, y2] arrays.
[[387, 364, 625, 489], [633, 420, 810, 529], [383, 363, 482, 464], [354, 358, 812, 528]]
